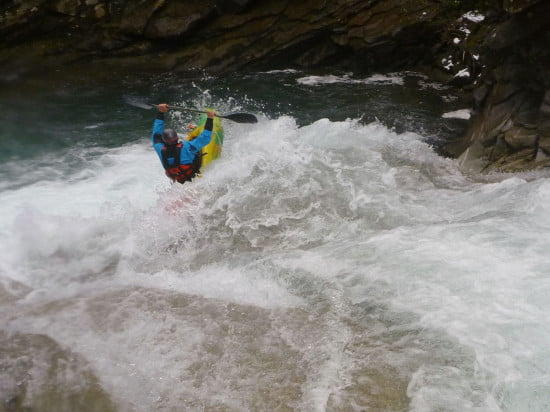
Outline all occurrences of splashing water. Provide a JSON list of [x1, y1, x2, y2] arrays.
[[1, 71, 550, 412]]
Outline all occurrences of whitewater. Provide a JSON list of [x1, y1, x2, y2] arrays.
[[1, 71, 550, 411]]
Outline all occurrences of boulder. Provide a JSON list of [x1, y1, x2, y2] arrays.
[[504, 127, 538, 150], [145, 1, 216, 39], [119, 0, 161, 35], [51, 0, 80, 16], [484, 147, 537, 172]]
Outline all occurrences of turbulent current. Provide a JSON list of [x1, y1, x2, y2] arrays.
[[1, 70, 549, 411]]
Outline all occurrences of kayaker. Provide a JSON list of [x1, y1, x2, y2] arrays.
[[151, 103, 216, 184]]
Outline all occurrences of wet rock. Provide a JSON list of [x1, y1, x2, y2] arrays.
[[119, 0, 160, 35], [50, 0, 80, 16], [473, 83, 490, 107], [0, 0, 456, 75], [0, 332, 117, 412], [145, 1, 216, 39], [484, 147, 538, 172], [446, 0, 550, 172], [538, 135, 550, 155], [488, 135, 507, 159], [94, 3, 106, 19], [504, 127, 538, 150]]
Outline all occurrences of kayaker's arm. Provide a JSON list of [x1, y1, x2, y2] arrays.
[[151, 104, 169, 145], [184, 110, 215, 154]]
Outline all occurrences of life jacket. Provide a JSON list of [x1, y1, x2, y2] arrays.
[[161, 143, 202, 184]]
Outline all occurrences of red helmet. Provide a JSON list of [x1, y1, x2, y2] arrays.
[[162, 129, 179, 145]]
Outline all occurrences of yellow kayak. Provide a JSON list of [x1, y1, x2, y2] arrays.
[[185, 110, 224, 169]]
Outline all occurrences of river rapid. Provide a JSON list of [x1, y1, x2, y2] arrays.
[[1, 69, 549, 411]]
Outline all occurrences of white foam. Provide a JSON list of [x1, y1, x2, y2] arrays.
[[261, 69, 300, 74], [84, 123, 104, 129], [463, 11, 485, 23], [297, 73, 404, 86], [2, 115, 550, 411], [125, 265, 302, 309], [442, 109, 471, 120], [455, 68, 471, 78]]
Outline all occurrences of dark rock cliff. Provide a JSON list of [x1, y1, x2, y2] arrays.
[[448, 0, 550, 172], [0, 0, 455, 73], [1, 0, 549, 173]]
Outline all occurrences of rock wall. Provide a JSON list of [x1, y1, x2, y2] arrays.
[[1, 0, 549, 172], [0, 0, 453, 73], [447, 0, 550, 172]]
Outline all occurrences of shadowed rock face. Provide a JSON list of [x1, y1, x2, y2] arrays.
[[1, 0, 549, 172], [0, 0, 450, 73], [451, 0, 550, 172]]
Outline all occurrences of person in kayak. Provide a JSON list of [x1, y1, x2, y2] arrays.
[[151, 103, 216, 184]]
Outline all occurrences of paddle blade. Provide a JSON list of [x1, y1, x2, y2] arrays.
[[123, 95, 155, 110], [220, 112, 258, 123]]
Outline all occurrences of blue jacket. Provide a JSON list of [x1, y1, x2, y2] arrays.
[[151, 113, 213, 166]]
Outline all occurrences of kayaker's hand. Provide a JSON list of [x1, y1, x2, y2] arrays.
[[206, 110, 216, 119], [158, 103, 169, 113]]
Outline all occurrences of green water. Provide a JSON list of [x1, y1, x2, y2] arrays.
[[0, 68, 466, 164]]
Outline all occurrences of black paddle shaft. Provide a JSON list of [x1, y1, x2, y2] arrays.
[[123, 96, 258, 124], [167, 105, 258, 124]]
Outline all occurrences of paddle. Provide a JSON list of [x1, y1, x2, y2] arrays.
[[124, 96, 258, 124]]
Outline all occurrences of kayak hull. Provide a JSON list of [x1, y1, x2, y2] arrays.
[[186, 111, 224, 169]]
